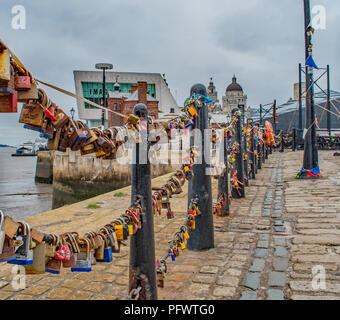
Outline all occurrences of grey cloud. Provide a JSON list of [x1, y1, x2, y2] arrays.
[[0, 0, 339, 146]]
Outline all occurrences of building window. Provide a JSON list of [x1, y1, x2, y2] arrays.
[[114, 104, 117, 111]]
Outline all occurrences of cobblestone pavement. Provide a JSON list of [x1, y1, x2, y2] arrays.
[[0, 150, 339, 300]]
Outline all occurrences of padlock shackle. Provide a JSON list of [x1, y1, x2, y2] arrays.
[[0, 210, 4, 229]]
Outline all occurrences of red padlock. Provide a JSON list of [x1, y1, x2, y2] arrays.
[[55, 245, 71, 262], [0, 90, 17, 113], [14, 75, 31, 91], [43, 107, 57, 122]]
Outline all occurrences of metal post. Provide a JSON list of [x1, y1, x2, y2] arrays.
[[298, 63, 303, 137], [239, 104, 249, 186], [129, 104, 157, 300], [256, 126, 262, 170], [249, 120, 256, 179], [101, 69, 106, 126], [280, 131, 285, 153], [217, 130, 230, 216], [327, 64, 331, 136], [273, 99, 277, 135], [293, 128, 297, 151], [262, 128, 267, 163], [231, 108, 245, 198], [254, 129, 258, 175], [259, 104, 263, 126], [187, 84, 214, 251], [302, 0, 319, 177]]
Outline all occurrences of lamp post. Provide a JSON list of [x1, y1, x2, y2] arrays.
[[226, 113, 231, 126], [95, 63, 113, 127], [70, 107, 75, 121]]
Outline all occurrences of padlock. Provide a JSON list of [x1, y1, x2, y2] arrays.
[[187, 105, 197, 117], [94, 233, 105, 261], [14, 75, 31, 91], [24, 243, 46, 274], [182, 165, 193, 180], [8, 222, 33, 265], [111, 229, 120, 253], [17, 81, 39, 102], [41, 121, 55, 139], [0, 237, 16, 262], [0, 90, 17, 113], [52, 108, 70, 129], [31, 228, 44, 244], [57, 128, 71, 152], [0, 210, 5, 254], [47, 127, 62, 150], [181, 226, 190, 240], [187, 214, 196, 230], [156, 260, 167, 288], [45, 257, 62, 274], [97, 233, 112, 262], [71, 238, 92, 272], [0, 64, 17, 113], [54, 241, 71, 262], [114, 223, 124, 241], [61, 233, 79, 268], [171, 249, 176, 261], [19, 101, 45, 129], [94, 133, 114, 155], [67, 120, 87, 151], [0, 48, 11, 81]]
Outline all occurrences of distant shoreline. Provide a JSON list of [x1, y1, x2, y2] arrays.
[[0, 145, 16, 148]]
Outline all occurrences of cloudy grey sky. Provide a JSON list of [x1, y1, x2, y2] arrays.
[[0, 0, 339, 146]]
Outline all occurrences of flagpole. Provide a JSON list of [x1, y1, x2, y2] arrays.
[[300, 0, 320, 179]]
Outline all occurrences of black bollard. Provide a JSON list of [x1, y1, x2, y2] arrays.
[[248, 119, 256, 179], [187, 84, 214, 251], [217, 129, 230, 216], [256, 125, 262, 171], [129, 103, 157, 300], [231, 108, 245, 198], [292, 129, 297, 151], [254, 130, 258, 175], [280, 131, 285, 153], [261, 128, 266, 164]]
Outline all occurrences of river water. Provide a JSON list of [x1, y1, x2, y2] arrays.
[[0, 147, 53, 220]]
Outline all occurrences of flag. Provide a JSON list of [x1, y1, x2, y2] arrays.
[[306, 55, 319, 70]]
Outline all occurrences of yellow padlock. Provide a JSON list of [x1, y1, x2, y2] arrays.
[[0, 49, 10, 81], [188, 106, 197, 117], [114, 225, 124, 241], [95, 150, 106, 157]]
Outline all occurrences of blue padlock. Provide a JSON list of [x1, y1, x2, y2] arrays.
[[185, 119, 194, 128], [23, 124, 45, 133]]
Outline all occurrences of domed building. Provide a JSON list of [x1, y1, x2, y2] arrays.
[[222, 75, 247, 115]]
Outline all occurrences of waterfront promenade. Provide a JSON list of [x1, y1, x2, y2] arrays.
[[0, 150, 339, 300]]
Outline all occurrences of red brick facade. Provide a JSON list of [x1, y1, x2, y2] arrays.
[[108, 81, 158, 127]]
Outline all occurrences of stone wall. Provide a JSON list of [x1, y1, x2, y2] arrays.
[[36, 148, 180, 208]]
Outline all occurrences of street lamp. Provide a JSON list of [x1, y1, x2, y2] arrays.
[[70, 107, 75, 121], [95, 63, 113, 127], [226, 113, 231, 125]]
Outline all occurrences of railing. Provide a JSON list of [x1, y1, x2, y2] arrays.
[[0, 40, 281, 300]]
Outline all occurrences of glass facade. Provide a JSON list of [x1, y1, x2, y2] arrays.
[[82, 82, 156, 109]]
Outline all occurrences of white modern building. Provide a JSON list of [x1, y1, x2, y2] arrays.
[[73, 71, 178, 127]]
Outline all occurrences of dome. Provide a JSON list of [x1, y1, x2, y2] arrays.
[[226, 75, 243, 93], [113, 82, 120, 91]]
